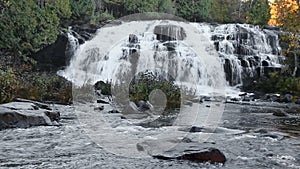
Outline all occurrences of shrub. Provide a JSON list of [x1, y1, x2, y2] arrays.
[[15, 72, 72, 104], [129, 72, 181, 109], [256, 72, 300, 97], [0, 68, 17, 103]]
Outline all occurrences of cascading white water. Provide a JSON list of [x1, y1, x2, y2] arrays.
[[210, 24, 281, 86], [59, 20, 226, 97], [59, 21, 282, 97]]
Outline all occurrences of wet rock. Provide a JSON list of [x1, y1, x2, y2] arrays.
[[272, 109, 288, 117], [178, 126, 204, 133], [94, 106, 104, 111], [285, 106, 300, 114], [211, 34, 225, 41], [97, 99, 110, 104], [281, 94, 293, 103], [260, 94, 280, 102], [254, 129, 268, 134], [0, 101, 60, 130], [94, 80, 112, 96], [262, 134, 278, 139], [32, 33, 69, 71], [181, 137, 193, 143], [202, 96, 212, 101], [44, 111, 60, 122], [295, 100, 300, 105], [239, 92, 247, 97], [139, 115, 177, 128], [108, 109, 120, 114], [263, 25, 280, 31], [136, 143, 145, 151], [189, 126, 203, 133], [153, 148, 226, 164], [154, 25, 186, 41], [163, 42, 177, 51], [137, 100, 151, 111], [129, 34, 138, 43]]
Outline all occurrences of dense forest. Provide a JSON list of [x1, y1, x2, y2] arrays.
[[0, 0, 299, 104], [0, 0, 298, 56]]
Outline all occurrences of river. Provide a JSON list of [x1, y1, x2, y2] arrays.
[[0, 101, 299, 169]]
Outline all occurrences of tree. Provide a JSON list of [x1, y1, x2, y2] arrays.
[[210, 0, 246, 23], [157, 0, 176, 14], [175, 0, 210, 22], [247, 0, 271, 25], [124, 0, 158, 13], [0, 0, 60, 55], [269, 0, 300, 76]]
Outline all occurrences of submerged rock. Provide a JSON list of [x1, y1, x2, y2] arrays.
[[0, 101, 60, 130], [153, 148, 226, 164], [272, 109, 288, 117]]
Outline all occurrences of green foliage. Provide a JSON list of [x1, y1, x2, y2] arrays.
[[129, 72, 181, 109], [0, 0, 63, 55], [124, 0, 158, 13], [157, 0, 175, 14], [274, 0, 300, 76], [210, 0, 247, 23], [256, 72, 300, 97], [52, 0, 72, 19], [15, 72, 72, 104], [92, 10, 114, 22], [175, 0, 210, 22], [70, 0, 95, 18], [246, 0, 271, 25], [0, 68, 17, 103], [0, 67, 72, 104]]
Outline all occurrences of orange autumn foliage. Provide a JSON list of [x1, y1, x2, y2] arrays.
[[269, 0, 299, 26]]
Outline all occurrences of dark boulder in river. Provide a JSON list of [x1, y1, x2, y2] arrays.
[[153, 148, 226, 164]]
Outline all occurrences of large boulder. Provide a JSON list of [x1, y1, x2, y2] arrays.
[[153, 148, 226, 164], [0, 101, 60, 130], [154, 25, 186, 42]]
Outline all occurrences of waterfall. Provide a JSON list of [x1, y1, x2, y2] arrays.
[[59, 21, 282, 97], [209, 24, 281, 86]]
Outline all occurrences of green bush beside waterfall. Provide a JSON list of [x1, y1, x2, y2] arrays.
[[129, 72, 181, 110], [0, 67, 72, 104]]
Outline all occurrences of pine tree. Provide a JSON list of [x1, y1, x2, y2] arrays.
[[175, 0, 211, 22], [247, 0, 271, 25]]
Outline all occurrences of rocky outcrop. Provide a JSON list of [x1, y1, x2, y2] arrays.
[[154, 25, 186, 41], [153, 148, 226, 164], [32, 20, 121, 71], [0, 101, 60, 130], [32, 33, 70, 71]]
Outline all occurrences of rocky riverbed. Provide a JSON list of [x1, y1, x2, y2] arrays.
[[0, 99, 299, 169]]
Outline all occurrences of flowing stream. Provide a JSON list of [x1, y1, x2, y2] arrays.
[[0, 102, 299, 168]]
